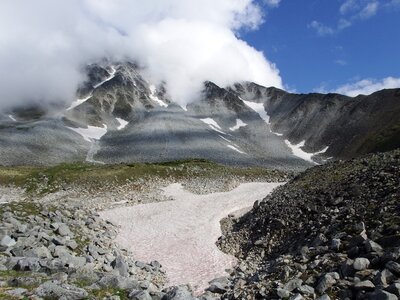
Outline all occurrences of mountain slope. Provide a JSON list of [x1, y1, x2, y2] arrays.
[[0, 61, 399, 168]]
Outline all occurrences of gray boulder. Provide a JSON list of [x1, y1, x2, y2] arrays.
[[35, 281, 88, 299]]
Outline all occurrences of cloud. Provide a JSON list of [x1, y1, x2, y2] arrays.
[[310, 0, 380, 36], [0, 0, 282, 110], [335, 59, 347, 66], [264, 0, 281, 7], [317, 77, 400, 96]]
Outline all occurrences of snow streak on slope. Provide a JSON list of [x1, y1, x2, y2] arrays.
[[67, 94, 92, 111], [93, 66, 116, 88], [218, 135, 247, 155], [8, 115, 16, 122], [229, 119, 247, 131], [116, 118, 129, 130], [200, 118, 225, 134], [285, 140, 328, 164], [149, 85, 168, 108], [227, 145, 247, 154]]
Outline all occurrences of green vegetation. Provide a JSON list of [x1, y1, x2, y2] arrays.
[[0, 159, 288, 195], [359, 123, 400, 154]]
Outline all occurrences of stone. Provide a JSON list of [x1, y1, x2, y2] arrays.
[[316, 295, 331, 300], [316, 274, 336, 294], [207, 277, 230, 294], [16, 257, 41, 272], [373, 269, 395, 287], [129, 289, 152, 300], [284, 278, 303, 292], [98, 275, 139, 290], [111, 256, 129, 277], [277, 287, 291, 298], [6, 288, 28, 297], [331, 239, 341, 251], [354, 280, 375, 291], [367, 290, 398, 300], [162, 285, 196, 300], [353, 257, 370, 271], [0, 235, 16, 248], [57, 223, 73, 237], [340, 259, 355, 278], [298, 285, 315, 295], [66, 240, 78, 250], [385, 261, 400, 276], [365, 240, 383, 253], [35, 281, 88, 299], [289, 293, 304, 300], [385, 283, 400, 296]]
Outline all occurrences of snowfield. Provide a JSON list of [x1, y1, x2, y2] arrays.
[[100, 182, 282, 293], [229, 119, 247, 131], [285, 139, 329, 164]]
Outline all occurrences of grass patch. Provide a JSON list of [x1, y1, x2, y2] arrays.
[[0, 159, 288, 195]]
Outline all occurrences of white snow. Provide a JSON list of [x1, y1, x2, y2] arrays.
[[242, 100, 270, 124], [116, 118, 129, 130], [66, 94, 92, 111], [8, 115, 16, 122], [229, 119, 247, 131], [200, 118, 225, 134], [149, 85, 168, 108], [67, 124, 108, 142], [100, 182, 282, 294], [93, 66, 116, 88], [285, 140, 329, 164], [227, 145, 247, 154], [273, 131, 284, 136]]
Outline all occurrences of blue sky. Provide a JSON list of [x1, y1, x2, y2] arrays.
[[242, 0, 400, 94]]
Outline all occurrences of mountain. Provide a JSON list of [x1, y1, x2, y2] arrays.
[[0, 62, 399, 169]]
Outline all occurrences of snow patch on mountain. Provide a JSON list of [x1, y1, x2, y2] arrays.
[[285, 140, 328, 164], [242, 100, 270, 124], [67, 125, 108, 142], [200, 118, 225, 134], [229, 119, 247, 131], [116, 118, 129, 130], [149, 85, 168, 108], [8, 115, 16, 122]]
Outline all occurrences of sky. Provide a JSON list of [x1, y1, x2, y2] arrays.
[[245, 0, 400, 95], [0, 0, 399, 110]]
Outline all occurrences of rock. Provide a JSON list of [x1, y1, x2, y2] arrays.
[[373, 269, 395, 287], [98, 275, 139, 290], [207, 277, 230, 294], [8, 276, 41, 287], [316, 274, 336, 294], [385, 283, 400, 296], [354, 280, 375, 291], [365, 240, 383, 253], [35, 281, 88, 299], [284, 278, 303, 292], [298, 285, 315, 295], [353, 257, 370, 271], [316, 295, 330, 300], [6, 288, 28, 297], [57, 223, 73, 237], [66, 240, 78, 250], [111, 256, 129, 277], [331, 239, 341, 251], [385, 261, 400, 276], [162, 285, 196, 300], [367, 290, 398, 300], [0, 235, 16, 248], [129, 289, 152, 300], [289, 293, 304, 300], [277, 287, 291, 298], [15, 257, 42, 272], [31, 246, 52, 259], [340, 259, 355, 278]]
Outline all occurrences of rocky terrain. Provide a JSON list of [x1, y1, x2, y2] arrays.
[[217, 150, 400, 299], [0, 161, 288, 299], [1, 61, 398, 168]]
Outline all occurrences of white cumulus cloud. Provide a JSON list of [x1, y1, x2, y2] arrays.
[[0, 0, 282, 110], [318, 77, 400, 97]]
